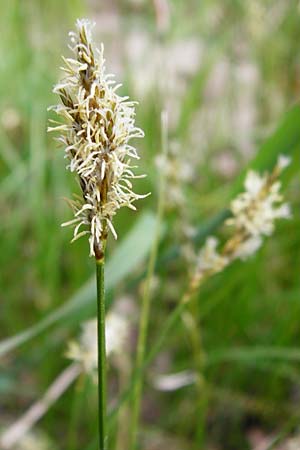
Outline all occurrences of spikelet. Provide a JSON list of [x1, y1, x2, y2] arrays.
[[48, 19, 148, 258], [225, 154, 291, 260], [66, 312, 129, 379], [192, 155, 291, 287]]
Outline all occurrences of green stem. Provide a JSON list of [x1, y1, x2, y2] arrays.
[[96, 249, 107, 450], [183, 300, 208, 449], [129, 264, 154, 449], [129, 111, 168, 450], [110, 287, 206, 431], [109, 300, 186, 428], [67, 374, 87, 450]]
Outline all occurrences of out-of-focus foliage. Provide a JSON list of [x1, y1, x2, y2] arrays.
[[0, 1, 299, 449]]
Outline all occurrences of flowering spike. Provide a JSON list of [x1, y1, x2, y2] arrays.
[[226, 156, 291, 257], [48, 19, 148, 257], [192, 157, 292, 289], [66, 312, 129, 379]]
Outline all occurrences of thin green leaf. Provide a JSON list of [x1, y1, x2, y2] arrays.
[[231, 104, 300, 194], [0, 211, 157, 358], [206, 346, 300, 366]]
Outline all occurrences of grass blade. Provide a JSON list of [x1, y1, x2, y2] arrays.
[[0, 212, 157, 357]]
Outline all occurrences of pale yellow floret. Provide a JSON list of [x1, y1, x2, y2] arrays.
[[48, 19, 148, 256], [66, 312, 129, 379]]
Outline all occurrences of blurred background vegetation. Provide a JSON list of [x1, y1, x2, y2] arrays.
[[0, 0, 300, 449]]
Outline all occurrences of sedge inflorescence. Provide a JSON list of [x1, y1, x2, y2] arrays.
[[48, 19, 147, 257], [192, 155, 291, 288], [66, 312, 128, 380]]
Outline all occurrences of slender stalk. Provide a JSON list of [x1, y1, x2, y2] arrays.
[[109, 300, 187, 428], [68, 374, 88, 450], [115, 354, 131, 450], [110, 286, 205, 429], [183, 296, 208, 448], [129, 112, 168, 450], [96, 243, 107, 450]]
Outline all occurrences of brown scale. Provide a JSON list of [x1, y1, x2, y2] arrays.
[[59, 88, 73, 108], [77, 30, 96, 96]]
